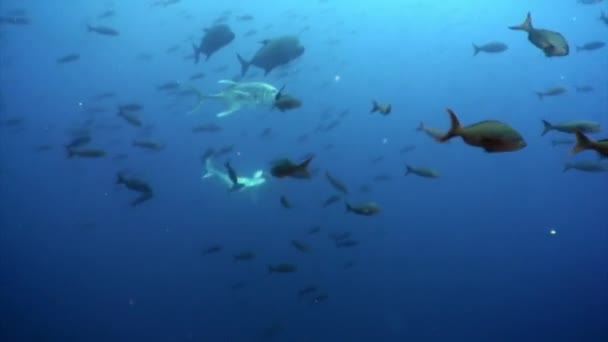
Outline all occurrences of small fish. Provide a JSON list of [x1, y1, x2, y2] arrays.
[[233, 251, 255, 261], [156, 81, 181, 91], [576, 41, 606, 52], [117, 110, 142, 127], [325, 171, 348, 194], [400, 145, 416, 154], [329, 232, 352, 241], [192, 123, 222, 133], [298, 286, 318, 297], [86, 24, 119, 36], [244, 29, 257, 37], [291, 240, 311, 253], [270, 156, 314, 179], [225, 161, 244, 191], [370, 156, 384, 164], [372, 174, 391, 182], [370, 100, 391, 115], [97, 10, 115, 19], [563, 160, 608, 172], [541, 120, 601, 136], [236, 14, 254, 21], [405, 165, 440, 178], [116, 172, 154, 207], [56, 53, 80, 64], [472, 41, 508, 55], [335, 239, 359, 248], [280, 195, 292, 209], [118, 103, 143, 112], [66, 147, 106, 158], [189, 72, 205, 80], [0, 16, 30, 25], [268, 263, 297, 274], [570, 131, 608, 157], [132, 140, 164, 151], [437, 108, 527, 153], [202, 245, 222, 255], [311, 293, 328, 304], [575, 85, 594, 93], [509, 12, 569, 57], [321, 195, 341, 208], [308, 225, 321, 235], [345, 202, 381, 216], [66, 136, 92, 149], [601, 11, 608, 26], [578, 0, 603, 4], [536, 86, 567, 100]]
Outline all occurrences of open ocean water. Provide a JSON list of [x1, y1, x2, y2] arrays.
[[0, 0, 607, 341]]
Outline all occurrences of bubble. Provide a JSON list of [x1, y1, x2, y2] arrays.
[[549, 229, 557, 235], [334, 75, 341, 82], [382, 138, 388, 144]]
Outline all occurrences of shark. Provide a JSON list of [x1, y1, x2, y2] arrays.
[[202, 157, 266, 191], [189, 80, 279, 118]]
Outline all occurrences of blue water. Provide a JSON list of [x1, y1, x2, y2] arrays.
[[1, 0, 607, 341]]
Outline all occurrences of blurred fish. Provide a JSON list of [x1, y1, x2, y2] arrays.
[[118, 103, 143, 112], [400, 144, 416, 154], [192, 123, 222, 133], [216, 145, 234, 156], [298, 286, 317, 297], [151, 0, 181, 7], [372, 174, 391, 182], [335, 239, 359, 248], [541, 120, 601, 136], [202, 245, 222, 255], [325, 171, 348, 194], [280, 195, 292, 209], [578, 0, 603, 4], [563, 160, 608, 172], [233, 251, 255, 261], [56, 53, 80, 64], [236, 14, 254, 21], [0, 16, 30, 25], [237, 36, 305, 76], [345, 202, 381, 216], [268, 263, 297, 274], [575, 85, 594, 93], [311, 293, 328, 304], [437, 108, 526, 153], [116, 172, 154, 207], [166, 45, 180, 53], [405, 165, 440, 178], [66, 147, 106, 158], [291, 240, 311, 253], [308, 225, 321, 235], [132, 139, 164, 151], [570, 131, 608, 157], [329, 232, 352, 241], [34, 144, 53, 152], [601, 11, 608, 26], [270, 156, 314, 179], [66, 136, 92, 149], [91, 92, 115, 100], [157, 81, 181, 91], [192, 24, 235, 63], [576, 41, 606, 52], [370, 156, 384, 164], [370, 100, 391, 115], [189, 72, 205, 80], [87, 24, 119, 36], [98, 10, 115, 19], [509, 12, 569, 57], [536, 86, 567, 100], [472, 41, 508, 55], [321, 195, 341, 208], [244, 29, 257, 37], [117, 110, 142, 127]]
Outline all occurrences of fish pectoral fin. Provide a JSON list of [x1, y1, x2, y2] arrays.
[[217, 103, 241, 118]]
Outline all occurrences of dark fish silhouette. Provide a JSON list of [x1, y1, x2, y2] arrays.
[[192, 24, 235, 63]]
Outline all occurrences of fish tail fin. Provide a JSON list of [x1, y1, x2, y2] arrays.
[[536, 92, 544, 100], [370, 100, 379, 113], [345, 202, 353, 213], [404, 165, 412, 176], [187, 87, 204, 114], [297, 156, 314, 177], [472, 43, 480, 56], [192, 43, 200, 64], [570, 130, 593, 155], [541, 120, 553, 136], [437, 108, 462, 142], [416, 122, 425, 132], [237, 53, 250, 76], [509, 12, 532, 31]]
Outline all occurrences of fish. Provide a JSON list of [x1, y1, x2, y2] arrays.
[[0, 16, 30, 25], [225, 161, 245, 191], [156, 81, 181, 91], [291, 240, 311, 253], [116, 172, 154, 207], [601, 11, 608, 26], [56, 53, 80, 64], [437, 108, 527, 153], [345, 202, 381, 216], [541, 120, 601, 136], [66, 136, 92, 149], [237, 36, 305, 76], [132, 140, 164, 151], [335, 239, 359, 248], [329, 232, 352, 241], [280, 195, 292, 209], [192, 123, 222, 133], [416, 122, 445, 140], [509, 12, 569, 57], [575, 85, 594, 93], [576, 41, 606, 52], [570, 131, 608, 157], [321, 195, 341, 208], [202, 245, 222, 255], [233, 251, 255, 261], [117, 110, 142, 127], [118, 103, 143, 112], [308, 226, 321, 235], [189, 72, 205, 80], [97, 10, 115, 19], [87, 24, 119, 36], [311, 293, 328, 304], [273, 87, 302, 112], [189, 80, 279, 118], [400, 144, 416, 154], [370, 100, 391, 115], [268, 263, 297, 273], [563, 160, 608, 172], [66, 147, 106, 158], [298, 286, 318, 297], [472, 41, 508, 55], [244, 29, 257, 37], [536, 86, 567, 100], [192, 24, 235, 63], [405, 165, 440, 178], [325, 171, 348, 194], [577, 0, 603, 4], [236, 14, 254, 21], [270, 156, 314, 179]]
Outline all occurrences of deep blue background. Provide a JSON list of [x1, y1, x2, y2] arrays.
[[1, 0, 607, 341]]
